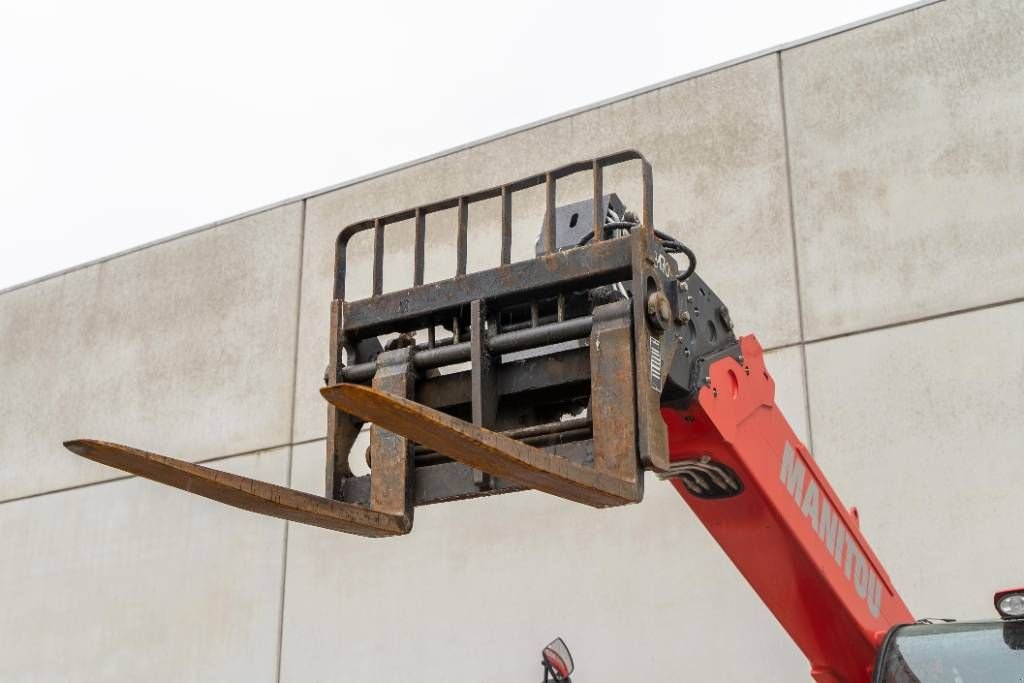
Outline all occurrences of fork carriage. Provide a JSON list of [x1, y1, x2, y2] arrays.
[[323, 150, 738, 535]]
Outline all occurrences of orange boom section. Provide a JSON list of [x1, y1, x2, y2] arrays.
[[662, 336, 914, 683]]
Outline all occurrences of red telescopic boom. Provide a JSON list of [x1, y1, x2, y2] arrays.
[[662, 336, 913, 682]]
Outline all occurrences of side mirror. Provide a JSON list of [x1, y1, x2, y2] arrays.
[[542, 637, 574, 682]]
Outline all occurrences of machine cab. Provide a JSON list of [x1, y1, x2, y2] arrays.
[[873, 589, 1024, 682]]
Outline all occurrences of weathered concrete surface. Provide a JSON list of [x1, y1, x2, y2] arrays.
[[764, 345, 810, 448], [2, 2, 1021, 681], [291, 54, 799, 442], [784, 0, 1024, 340], [805, 301, 1024, 619], [282, 447, 805, 683], [279, 348, 809, 682], [0, 448, 289, 682], [0, 203, 303, 501]]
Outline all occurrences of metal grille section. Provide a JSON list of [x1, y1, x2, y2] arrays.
[[333, 149, 653, 302], [323, 151, 673, 534]]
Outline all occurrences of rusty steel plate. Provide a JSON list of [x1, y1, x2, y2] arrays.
[[320, 384, 640, 508]]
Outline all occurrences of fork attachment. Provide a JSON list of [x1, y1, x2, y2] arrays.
[[64, 150, 740, 537], [321, 150, 738, 535]]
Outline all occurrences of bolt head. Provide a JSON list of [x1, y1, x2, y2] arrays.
[[646, 292, 672, 330], [718, 305, 734, 331]]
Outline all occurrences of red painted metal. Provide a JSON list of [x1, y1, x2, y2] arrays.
[[662, 335, 914, 683]]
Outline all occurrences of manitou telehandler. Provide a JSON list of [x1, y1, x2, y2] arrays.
[[65, 152, 1023, 681]]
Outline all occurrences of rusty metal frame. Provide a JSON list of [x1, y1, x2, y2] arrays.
[[331, 149, 652, 303], [324, 151, 660, 526]]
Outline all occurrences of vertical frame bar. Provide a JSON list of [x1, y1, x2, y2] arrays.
[[369, 348, 416, 519], [500, 185, 512, 265], [592, 159, 604, 242], [371, 218, 384, 296], [589, 300, 640, 489], [334, 236, 348, 300], [413, 208, 425, 286], [326, 299, 363, 499], [543, 171, 556, 254], [456, 197, 468, 276], [470, 300, 497, 427], [470, 299, 496, 490], [640, 159, 654, 229], [629, 228, 670, 472]]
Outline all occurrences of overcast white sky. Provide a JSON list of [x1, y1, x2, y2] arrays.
[[0, 0, 913, 291]]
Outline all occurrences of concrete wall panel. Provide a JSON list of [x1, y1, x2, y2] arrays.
[[279, 347, 809, 683], [292, 55, 799, 442], [280, 446, 807, 683], [805, 302, 1024, 619], [0, 448, 289, 682], [3, 3, 1021, 681], [0, 203, 304, 501], [764, 344, 811, 448], [784, 0, 1024, 339]]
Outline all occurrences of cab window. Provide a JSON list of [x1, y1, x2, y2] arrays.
[[876, 621, 1024, 682]]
